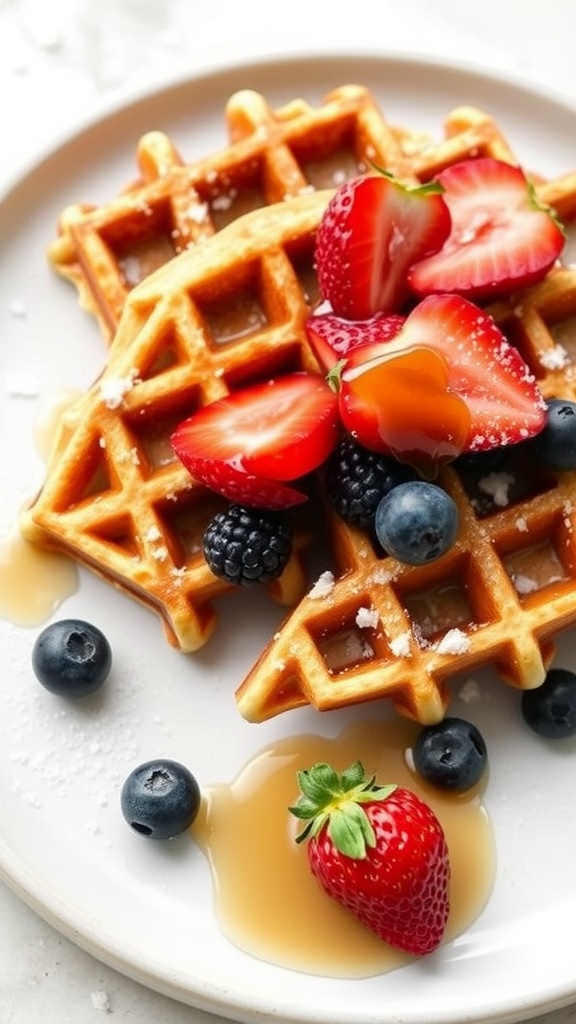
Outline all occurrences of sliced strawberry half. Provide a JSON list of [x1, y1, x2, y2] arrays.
[[335, 293, 547, 468], [315, 172, 451, 320], [306, 310, 405, 371], [171, 372, 340, 508], [408, 157, 565, 301]]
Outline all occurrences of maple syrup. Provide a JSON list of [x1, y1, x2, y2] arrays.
[[0, 390, 79, 625], [193, 718, 495, 978]]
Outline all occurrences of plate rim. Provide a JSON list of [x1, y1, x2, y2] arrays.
[[3, 46, 576, 199]]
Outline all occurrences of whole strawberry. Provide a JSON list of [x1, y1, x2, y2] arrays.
[[289, 761, 450, 956]]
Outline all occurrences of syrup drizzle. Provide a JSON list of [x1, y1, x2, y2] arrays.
[[0, 390, 80, 625], [193, 719, 495, 978]]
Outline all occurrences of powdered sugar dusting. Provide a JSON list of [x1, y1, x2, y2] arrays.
[[389, 631, 412, 658], [478, 471, 515, 508], [308, 570, 335, 599], [435, 628, 471, 655], [355, 606, 379, 629], [100, 369, 140, 409]]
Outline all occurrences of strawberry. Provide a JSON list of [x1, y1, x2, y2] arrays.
[[331, 293, 547, 469], [315, 172, 451, 320], [170, 372, 340, 509], [306, 309, 405, 371], [289, 761, 450, 956], [408, 157, 565, 301]]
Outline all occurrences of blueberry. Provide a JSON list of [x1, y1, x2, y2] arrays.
[[532, 398, 576, 470], [121, 759, 201, 839], [521, 668, 576, 738], [374, 480, 458, 565], [32, 619, 112, 697], [413, 717, 488, 792]]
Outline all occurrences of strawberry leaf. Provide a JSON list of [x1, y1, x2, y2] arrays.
[[289, 761, 397, 851]]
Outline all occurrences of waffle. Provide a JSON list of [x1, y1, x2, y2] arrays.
[[26, 88, 576, 707], [47, 85, 521, 348], [21, 192, 333, 652], [235, 223, 576, 725]]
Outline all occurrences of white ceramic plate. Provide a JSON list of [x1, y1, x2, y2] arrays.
[[1, 53, 576, 1024]]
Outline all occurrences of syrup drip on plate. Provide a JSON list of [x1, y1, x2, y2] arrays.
[[193, 718, 495, 978], [0, 390, 80, 625]]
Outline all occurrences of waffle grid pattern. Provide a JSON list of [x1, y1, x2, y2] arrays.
[[23, 87, 576, 719], [22, 194, 331, 652], [48, 86, 524, 344]]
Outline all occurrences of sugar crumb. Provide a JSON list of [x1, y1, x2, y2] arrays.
[[389, 631, 412, 658], [355, 606, 379, 629], [458, 677, 481, 704], [9, 300, 27, 318], [539, 344, 570, 370], [90, 990, 112, 1012], [6, 372, 39, 397], [512, 573, 538, 595], [100, 369, 139, 410], [435, 628, 471, 655], [308, 570, 335, 599], [478, 471, 514, 508]]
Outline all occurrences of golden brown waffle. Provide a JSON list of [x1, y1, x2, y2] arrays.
[[25, 92, 576, 705], [21, 192, 333, 652], [48, 86, 520, 346], [235, 218, 576, 725], [49, 84, 407, 343]]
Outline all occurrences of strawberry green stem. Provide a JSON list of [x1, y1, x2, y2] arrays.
[[289, 760, 396, 859]]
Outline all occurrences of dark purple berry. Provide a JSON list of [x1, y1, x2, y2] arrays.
[[32, 619, 111, 697], [203, 504, 292, 586], [521, 668, 576, 738], [532, 398, 576, 470], [121, 759, 201, 839], [326, 436, 417, 526], [374, 480, 458, 564], [413, 717, 488, 791]]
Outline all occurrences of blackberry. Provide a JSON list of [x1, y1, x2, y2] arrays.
[[203, 504, 293, 586], [325, 436, 417, 526]]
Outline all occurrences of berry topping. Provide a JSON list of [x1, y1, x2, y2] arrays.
[[32, 619, 112, 698], [306, 309, 405, 372], [203, 504, 293, 586], [315, 171, 451, 320], [332, 294, 547, 469], [289, 760, 450, 955], [325, 436, 417, 527], [121, 759, 201, 839], [408, 157, 565, 301], [531, 398, 576, 470], [412, 718, 488, 792], [521, 668, 576, 739], [171, 372, 340, 509], [374, 480, 459, 565]]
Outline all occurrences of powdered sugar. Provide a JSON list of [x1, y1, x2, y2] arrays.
[[434, 627, 471, 656], [389, 631, 412, 658], [355, 606, 379, 630], [308, 570, 335, 599], [100, 369, 140, 410]]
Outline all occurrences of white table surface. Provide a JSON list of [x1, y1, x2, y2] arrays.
[[2, 1, 576, 1022]]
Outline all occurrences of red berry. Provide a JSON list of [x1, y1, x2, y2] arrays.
[[409, 157, 565, 300], [171, 372, 340, 508], [315, 172, 451, 320], [290, 761, 450, 956], [331, 294, 546, 470]]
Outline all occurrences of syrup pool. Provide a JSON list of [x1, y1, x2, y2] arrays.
[[193, 718, 495, 978], [0, 390, 80, 625]]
